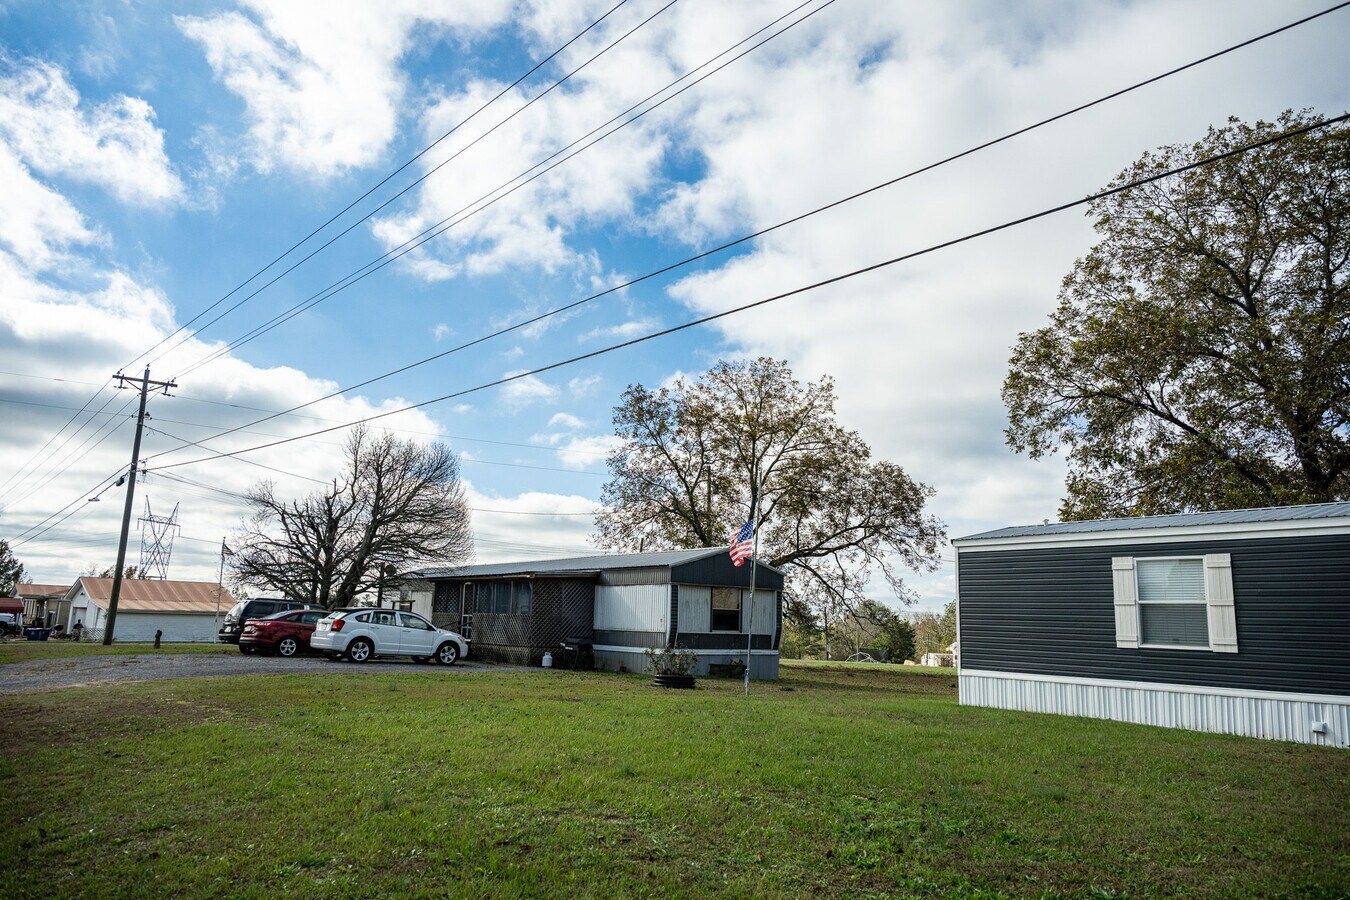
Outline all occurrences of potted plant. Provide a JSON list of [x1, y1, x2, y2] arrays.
[[645, 642, 698, 689]]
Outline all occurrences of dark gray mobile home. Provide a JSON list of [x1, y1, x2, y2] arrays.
[[953, 502, 1350, 747], [399, 549, 785, 679]]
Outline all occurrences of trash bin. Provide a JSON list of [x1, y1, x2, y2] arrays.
[[24, 628, 50, 641]]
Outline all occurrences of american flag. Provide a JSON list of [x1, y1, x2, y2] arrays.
[[221, 541, 235, 557], [729, 519, 754, 567]]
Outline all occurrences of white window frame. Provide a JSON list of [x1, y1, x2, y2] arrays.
[[1112, 553, 1238, 654]]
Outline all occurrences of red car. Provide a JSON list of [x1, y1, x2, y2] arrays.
[[238, 609, 328, 657]]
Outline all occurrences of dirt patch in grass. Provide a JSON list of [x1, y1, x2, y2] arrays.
[[0, 690, 249, 756]]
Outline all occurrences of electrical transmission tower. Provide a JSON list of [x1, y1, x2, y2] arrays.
[[137, 499, 180, 580]]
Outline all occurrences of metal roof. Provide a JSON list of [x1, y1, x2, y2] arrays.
[[406, 547, 732, 580], [955, 501, 1350, 543], [76, 578, 238, 614]]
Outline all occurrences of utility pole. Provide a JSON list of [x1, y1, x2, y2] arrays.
[[104, 366, 176, 645]]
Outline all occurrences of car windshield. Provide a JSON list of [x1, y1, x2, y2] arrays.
[[226, 601, 247, 618]]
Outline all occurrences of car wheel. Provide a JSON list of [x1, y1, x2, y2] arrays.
[[277, 637, 299, 658], [346, 638, 373, 663], [435, 642, 460, 666], [239, 645, 256, 655]]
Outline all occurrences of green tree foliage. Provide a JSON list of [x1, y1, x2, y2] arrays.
[[911, 600, 956, 659], [595, 358, 945, 614], [0, 540, 26, 596], [1004, 111, 1349, 519]]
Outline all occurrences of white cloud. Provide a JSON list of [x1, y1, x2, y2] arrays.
[[499, 371, 558, 408], [0, 145, 97, 271], [548, 412, 585, 429], [654, 0, 1348, 554], [463, 484, 599, 561], [0, 190, 442, 585], [580, 317, 659, 342], [566, 373, 602, 396], [432, 322, 452, 341], [177, 0, 513, 178], [552, 434, 620, 470], [370, 0, 686, 278], [0, 60, 184, 205]]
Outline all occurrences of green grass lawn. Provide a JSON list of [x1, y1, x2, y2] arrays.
[[1, 663, 1345, 898], [0, 639, 233, 665]]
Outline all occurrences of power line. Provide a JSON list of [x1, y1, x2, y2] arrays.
[[0, 396, 137, 513], [0, 389, 122, 508], [170, 0, 837, 379], [0, 392, 612, 459], [124, 0, 639, 370], [139, 2, 1347, 461], [148, 114, 1350, 476], [0, 1, 648, 524], [0, 384, 110, 500]]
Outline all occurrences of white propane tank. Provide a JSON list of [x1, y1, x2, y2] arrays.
[[542, 651, 554, 668]]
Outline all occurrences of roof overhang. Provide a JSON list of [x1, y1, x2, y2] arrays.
[[953, 516, 1350, 553]]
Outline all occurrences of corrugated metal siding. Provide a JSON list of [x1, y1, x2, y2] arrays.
[[677, 585, 711, 633], [959, 535, 1350, 695], [746, 588, 776, 636], [961, 671, 1350, 747], [594, 584, 668, 632], [110, 612, 217, 643], [670, 554, 785, 590]]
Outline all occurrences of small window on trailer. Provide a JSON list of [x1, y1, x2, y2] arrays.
[[1111, 554, 1237, 653], [710, 587, 741, 631]]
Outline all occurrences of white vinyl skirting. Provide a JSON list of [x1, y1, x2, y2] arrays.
[[960, 669, 1350, 748]]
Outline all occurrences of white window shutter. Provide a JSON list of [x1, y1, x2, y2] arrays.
[[1111, 557, 1139, 648], [1204, 553, 1238, 653]]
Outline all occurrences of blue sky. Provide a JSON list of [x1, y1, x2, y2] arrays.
[[1, 0, 1347, 611]]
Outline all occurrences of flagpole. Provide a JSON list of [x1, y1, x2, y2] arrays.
[[744, 488, 761, 697]]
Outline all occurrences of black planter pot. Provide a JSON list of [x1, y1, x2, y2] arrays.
[[652, 673, 697, 689]]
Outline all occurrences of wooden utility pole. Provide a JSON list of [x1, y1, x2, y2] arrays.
[[104, 366, 176, 645]]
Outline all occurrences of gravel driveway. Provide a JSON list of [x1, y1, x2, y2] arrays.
[[0, 653, 498, 694]]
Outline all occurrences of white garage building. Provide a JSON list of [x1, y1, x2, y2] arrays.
[[66, 578, 237, 643]]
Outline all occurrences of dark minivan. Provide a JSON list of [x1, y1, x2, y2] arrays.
[[218, 598, 326, 645]]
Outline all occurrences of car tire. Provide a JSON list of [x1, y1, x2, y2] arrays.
[[346, 638, 373, 663], [435, 642, 460, 666], [277, 637, 299, 658]]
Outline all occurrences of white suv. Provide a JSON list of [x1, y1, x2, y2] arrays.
[[311, 608, 469, 665]]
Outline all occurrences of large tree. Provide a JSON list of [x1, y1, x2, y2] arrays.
[[1004, 111, 1349, 519], [230, 426, 473, 608], [595, 358, 945, 612], [0, 540, 26, 596]]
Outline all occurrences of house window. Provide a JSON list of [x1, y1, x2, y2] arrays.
[[711, 587, 741, 631], [1111, 553, 1237, 653], [1135, 558, 1208, 648], [481, 580, 533, 615]]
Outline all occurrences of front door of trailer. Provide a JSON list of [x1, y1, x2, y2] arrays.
[[460, 582, 474, 640]]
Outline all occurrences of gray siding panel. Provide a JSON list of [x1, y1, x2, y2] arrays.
[[598, 567, 670, 586], [670, 554, 785, 590], [959, 535, 1350, 696]]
